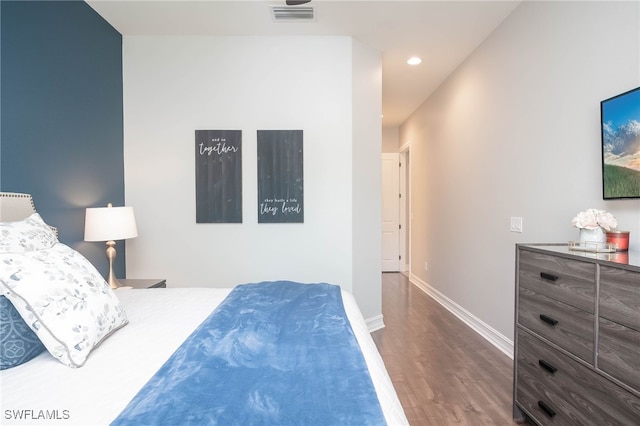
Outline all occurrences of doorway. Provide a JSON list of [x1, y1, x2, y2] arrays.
[[381, 144, 411, 273]]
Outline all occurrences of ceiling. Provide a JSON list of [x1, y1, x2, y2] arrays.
[[86, 0, 520, 127]]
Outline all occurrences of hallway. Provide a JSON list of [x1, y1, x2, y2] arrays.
[[372, 273, 518, 425]]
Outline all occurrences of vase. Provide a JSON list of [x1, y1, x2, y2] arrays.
[[579, 227, 607, 244]]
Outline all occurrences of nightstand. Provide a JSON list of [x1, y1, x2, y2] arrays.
[[118, 279, 167, 289]]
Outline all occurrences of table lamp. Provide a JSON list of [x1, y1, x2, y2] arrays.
[[84, 203, 138, 289]]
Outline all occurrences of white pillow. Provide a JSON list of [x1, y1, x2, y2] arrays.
[[0, 242, 128, 368], [0, 213, 58, 253]]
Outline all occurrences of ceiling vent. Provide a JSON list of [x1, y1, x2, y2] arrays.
[[271, 5, 315, 21]]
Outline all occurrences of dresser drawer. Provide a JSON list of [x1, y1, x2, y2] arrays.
[[599, 317, 640, 391], [518, 286, 593, 363], [600, 266, 640, 331], [516, 330, 640, 425], [519, 249, 595, 312]]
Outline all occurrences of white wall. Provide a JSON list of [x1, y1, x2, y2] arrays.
[[401, 1, 640, 352], [351, 38, 383, 327], [122, 36, 383, 320], [382, 126, 400, 153]]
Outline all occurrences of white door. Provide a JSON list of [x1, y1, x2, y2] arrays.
[[381, 153, 400, 272], [399, 149, 409, 274]]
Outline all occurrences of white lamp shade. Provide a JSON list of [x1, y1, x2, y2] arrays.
[[84, 205, 138, 242]]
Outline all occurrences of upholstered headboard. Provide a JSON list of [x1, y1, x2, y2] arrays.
[[0, 192, 58, 236], [0, 192, 37, 221]]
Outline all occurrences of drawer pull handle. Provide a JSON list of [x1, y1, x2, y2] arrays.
[[540, 272, 559, 282], [539, 314, 558, 326], [538, 359, 558, 374], [538, 401, 556, 418]]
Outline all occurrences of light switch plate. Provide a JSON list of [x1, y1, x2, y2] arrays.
[[510, 217, 523, 233]]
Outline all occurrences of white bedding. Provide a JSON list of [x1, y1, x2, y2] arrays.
[[0, 287, 408, 425]]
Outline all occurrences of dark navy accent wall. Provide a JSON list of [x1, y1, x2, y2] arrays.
[[1, 1, 126, 278]]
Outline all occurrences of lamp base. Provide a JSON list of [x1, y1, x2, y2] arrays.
[[106, 240, 121, 289], [107, 274, 122, 289]]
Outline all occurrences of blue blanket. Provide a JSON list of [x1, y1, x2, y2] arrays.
[[111, 281, 386, 425]]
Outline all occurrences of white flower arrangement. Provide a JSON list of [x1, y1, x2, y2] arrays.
[[571, 208, 617, 231]]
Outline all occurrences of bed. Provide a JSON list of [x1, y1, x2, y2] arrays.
[[0, 192, 408, 425]]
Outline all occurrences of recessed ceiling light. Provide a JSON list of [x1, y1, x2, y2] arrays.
[[407, 56, 422, 65]]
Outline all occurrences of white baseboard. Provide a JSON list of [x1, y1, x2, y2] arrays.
[[410, 273, 514, 359], [366, 314, 385, 333]]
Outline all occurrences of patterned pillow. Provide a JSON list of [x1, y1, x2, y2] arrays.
[[0, 213, 58, 254], [0, 295, 46, 369], [0, 243, 128, 368]]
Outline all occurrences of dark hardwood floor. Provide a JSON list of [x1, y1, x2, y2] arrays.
[[372, 273, 519, 425]]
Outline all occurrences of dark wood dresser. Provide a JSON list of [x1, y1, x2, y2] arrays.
[[513, 244, 640, 425]]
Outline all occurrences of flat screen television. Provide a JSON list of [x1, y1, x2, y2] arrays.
[[601, 86, 640, 199]]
